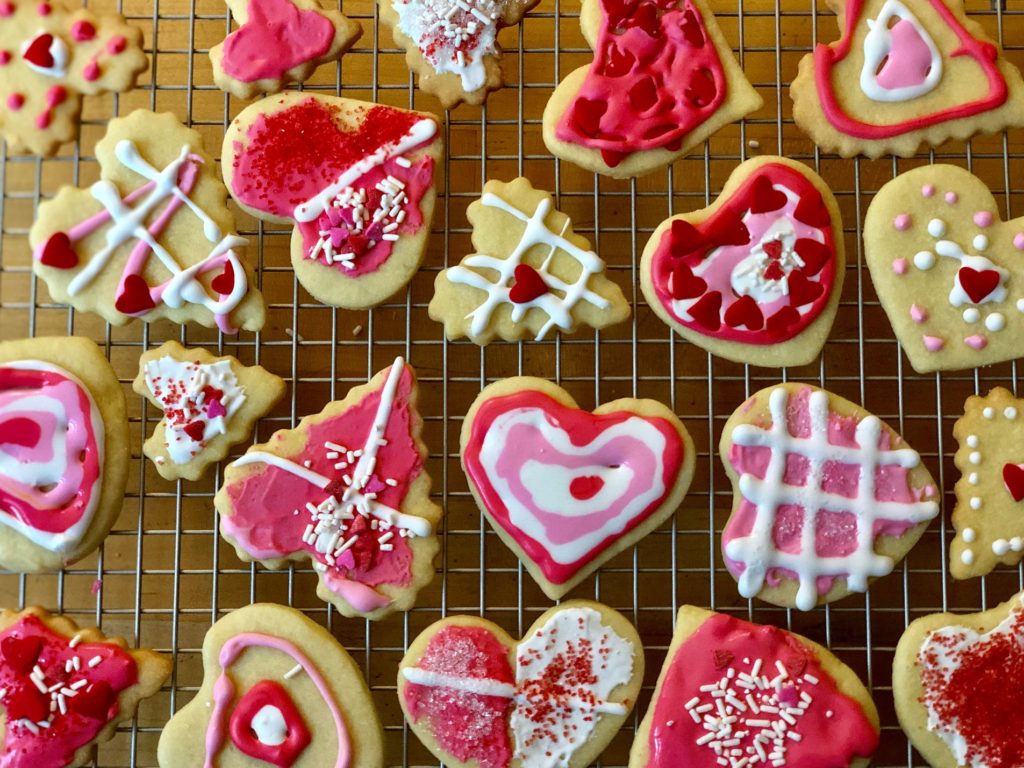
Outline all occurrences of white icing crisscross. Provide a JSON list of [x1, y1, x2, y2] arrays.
[[725, 387, 938, 611]]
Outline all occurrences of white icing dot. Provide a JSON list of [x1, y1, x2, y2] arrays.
[[973, 234, 989, 251], [1018, 299, 1024, 313], [963, 308, 981, 323], [983, 407, 995, 419], [985, 313, 1006, 332], [1007, 407, 1018, 420], [993, 539, 1011, 556], [962, 527, 977, 543], [1013, 538, 1023, 552], [969, 451, 983, 465], [961, 549, 975, 565], [927, 219, 946, 238], [913, 250, 936, 270], [251, 705, 288, 747], [966, 435, 979, 448], [970, 497, 983, 510], [968, 472, 979, 485]]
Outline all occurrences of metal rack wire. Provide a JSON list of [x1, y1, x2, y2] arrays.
[[3, 0, 1024, 764]]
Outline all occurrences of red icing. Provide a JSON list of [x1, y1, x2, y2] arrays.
[[648, 163, 838, 345], [228, 680, 311, 767], [508, 264, 548, 304], [70, 20, 95, 41], [0, 615, 138, 768], [553, 0, 727, 164], [210, 261, 235, 295], [569, 475, 604, 500], [22, 32, 54, 68], [220, 0, 334, 83], [957, 266, 1000, 304], [404, 626, 514, 768], [644, 613, 878, 767], [1003, 463, 1024, 502], [813, 0, 1008, 139]]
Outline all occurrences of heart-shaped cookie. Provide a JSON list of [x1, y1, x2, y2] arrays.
[[399, 600, 643, 768], [790, 0, 1024, 158], [893, 590, 1024, 768], [720, 383, 940, 611], [864, 164, 1024, 372], [628, 606, 880, 768], [223, 91, 443, 310], [640, 156, 845, 367], [461, 377, 695, 599]]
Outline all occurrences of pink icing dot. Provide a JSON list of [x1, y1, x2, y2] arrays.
[[0, 50, 10, 64], [974, 211, 994, 228], [46, 84, 65, 106], [70, 19, 95, 41], [35, 110, 50, 128], [106, 35, 126, 54], [892, 258, 908, 274], [1015, 233, 1024, 250], [923, 335, 945, 352], [945, 191, 959, 204], [36, 2, 49, 14], [7, 92, 23, 110], [910, 304, 928, 324], [922, 184, 936, 197], [0, 2, 13, 16], [893, 214, 912, 231], [965, 335, 988, 350], [82, 59, 99, 81]]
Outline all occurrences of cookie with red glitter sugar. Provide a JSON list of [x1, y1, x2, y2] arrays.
[[640, 156, 846, 367], [0, 0, 147, 156], [379, 0, 538, 109], [158, 603, 383, 768], [133, 341, 286, 482], [222, 91, 443, 310], [209, 0, 361, 100], [894, 589, 1024, 768], [215, 357, 443, 620], [628, 605, 880, 768], [399, 599, 643, 768], [0, 606, 170, 768], [541, 0, 762, 178], [0, 336, 129, 573]]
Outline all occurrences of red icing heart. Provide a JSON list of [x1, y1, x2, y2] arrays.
[[1, 635, 42, 674], [68, 680, 116, 720], [788, 270, 825, 307], [1003, 463, 1024, 502], [183, 421, 206, 442], [211, 261, 235, 295], [958, 267, 1000, 304], [508, 264, 548, 304], [228, 680, 311, 768], [0, 417, 42, 449], [687, 291, 722, 330], [114, 274, 156, 316], [749, 175, 788, 214], [37, 232, 78, 269], [569, 475, 605, 500], [22, 33, 55, 68], [5, 687, 48, 722], [724, 294, 764, 330], [669, 262, 706, 300]]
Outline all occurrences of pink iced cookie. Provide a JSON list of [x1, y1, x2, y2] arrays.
[[720, 382, 939, 610]]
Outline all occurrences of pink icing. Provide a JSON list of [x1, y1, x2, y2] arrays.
[[892, 257, 908, 274], [974, 211, 994, 227], [220, 0, 334, 83], [910, 303, 928, 323], [893, 214, 912, 231], [106, 35, 125, 54], [70, 20, 95, 41], [966, 334, 988, 349], [0, 51, 10, 65], [0, 2, 13, 17], [0, 614, 138, 767], [35, 2, 48, 14], [922, 184, 936, 197], [874, 18, 933, 90], [946, 191, 959, 204], [643, 613, 878, 767], [82, 59, 99, 81], [1015, 233, 1024, 250], [7, 92, 23, 110], [923, 335, 945, 351]]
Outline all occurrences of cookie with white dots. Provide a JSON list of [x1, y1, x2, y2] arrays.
[[864, 164, 1024, 372], [950, 387, 1024, 579]]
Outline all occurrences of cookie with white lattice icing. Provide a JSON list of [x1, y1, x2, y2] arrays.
[[30, 110, 266, 334], [133, 341, 286, 482], [949, 387, 1024, 579], [209, 0, 361, 100], [158, 603, 383, 768], [720, 382, 940, 611], [379, 0, 538, 109], [429, 177, 630, 344], [0, 336, 129, 573], [398, 600, 643, 768]]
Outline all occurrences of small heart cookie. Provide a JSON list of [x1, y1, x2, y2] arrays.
[[864, 164, 1024, 372], [628, 606, 880, 768], [720, 383, 939, 610], [893, 589, 1024, 768], [640, 156, 845, 367], [461, 377, 695, 599], [399, 600, 643, 768]]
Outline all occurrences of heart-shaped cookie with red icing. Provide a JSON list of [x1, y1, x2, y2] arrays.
[[223, 91, 443, 310], [461, 377, 695, 599], [399, 600, 643, 768], [894, 589, 1024, 768], [640, 156, 845, 367], [791, 0, 1024, 158], [863, 164, 1024, 373]]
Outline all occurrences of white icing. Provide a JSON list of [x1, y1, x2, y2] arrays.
[[973, 234, 989, 252], [251, 705, 288, 746], [969, 451, 982, 465], [725, 388, 939, 611], [859, 0, 942, 102], [962, 527, 976, 543], [966, 435, 979, 448], [963, 308, 980, 323], [968, 472, 978, 484], [970, 497, 982, 510], [729, 218, 805, 302], [961, 549, 974, 565], [1006, 407, 1018, 420], [913, 250, 936, 270], [928, 219, 946, 238], [983, 407, 995, 419], [401, 667, 516, 697], [21, 30, 68, 77], [993, 538, 1010, 556], [444, 192, 611, 341], [986, 312, 1006, 331]]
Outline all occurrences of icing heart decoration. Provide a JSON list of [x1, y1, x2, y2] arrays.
[[1003, 464, 1024, 502], [508, 264, 548, 304], [400, 603, 642, 768], [863, 165, 1024, 372], [21, 31, 68, 77], [461, 380, 694, 599], [640, 157, 844, 366], [37, 232, 78, 269], [216, 358, 442, 619], [224, 93, 441, 309]]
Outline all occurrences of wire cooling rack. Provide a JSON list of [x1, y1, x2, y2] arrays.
[[3, 0, 1024, 764]]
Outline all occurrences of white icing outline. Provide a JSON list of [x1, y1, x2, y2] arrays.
[[860, 0, 942, 102]]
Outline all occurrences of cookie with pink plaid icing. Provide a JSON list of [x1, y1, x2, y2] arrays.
[[720, 382, 940, 610]]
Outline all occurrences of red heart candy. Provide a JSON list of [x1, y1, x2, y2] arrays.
[[114, 274, 156, 316], [794, 195, 831, 228], [684, 66, 717, 108], [765, 305, 800, 334], [794, 238, 830, 276], [1, 634, 42, 674], [958, 267, 1000, 304], [38, 232, 78, 269], [762, 240, 783, 260], [687, 291, 722, 330], [1003, 463, 1024, 502], [709, 214, 751, 247], [572, 98, 608, 138], [508, 265, 548, 304], [569, 475, 604, 501], [183, 421, 206, 442], [724, 294, 764, 330], [669, 262, 707, 300], [4, 687, 48, 722], [669, 219, 707, 262], [749, 175, 788, 214], [211, 261, 235, 295], [788, 271, 824, 307], [22, 33, 54, 68], [68, 680, 115, 720]]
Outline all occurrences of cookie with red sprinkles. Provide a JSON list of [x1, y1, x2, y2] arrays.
[[133, 340, 286, 482], [894, 589, 1024, 768], [398, 599, 643, 768]]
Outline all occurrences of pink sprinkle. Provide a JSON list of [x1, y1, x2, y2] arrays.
[[0, 50, 10, 65], [922, 184, 936, 197], [0, 2, 13, 16], [35, 110, 50, 128], [107, 35, 126, 54], [910, 304, 928, 323], [46, 85, 65, 106], [965, 335, 988, 350], [206, 399, 226, 418], [90, 579, 102, 595], [1014, 233, 1024, 250], [82, 59, 99, 81], [892, 258, 908, 274], [893, 214, 912, 231], [974, 211, 994, 228], [7, 92, 23, 110], [35, 1, 49, 14], [945, 191, 959, 204], [923, 335, 945, 352], [70, 19, 95, 40]]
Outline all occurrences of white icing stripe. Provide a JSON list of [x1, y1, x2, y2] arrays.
[[402, 667, 516, 698], [725, 388, 938, 611], [233, 451, 331, 486], [293, 118, 437, 223], [860, 0, 942, 102]]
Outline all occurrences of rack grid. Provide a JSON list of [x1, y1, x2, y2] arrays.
[[3, 0, 1024, 764]]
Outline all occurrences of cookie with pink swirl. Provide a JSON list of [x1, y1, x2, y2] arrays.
[[0, 336, 128, 572], [461, 377, 695, 599]]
